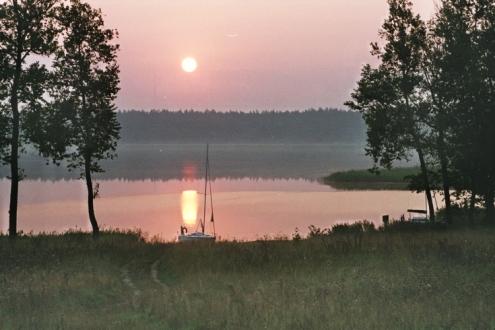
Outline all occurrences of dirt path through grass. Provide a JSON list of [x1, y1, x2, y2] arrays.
[[120, 262, 142, 308], [151, 259, 169, 291]]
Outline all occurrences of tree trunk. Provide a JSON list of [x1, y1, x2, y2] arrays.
[[8, 18, 22, 238], [8, 91, 19, 238], [437, 132, 452, 223], [406, 95, 435, 223], [485, 189, 495, 223], [417, 146, 436, 222], [84, 155, 100, 236], [468, 188, 476, 225]]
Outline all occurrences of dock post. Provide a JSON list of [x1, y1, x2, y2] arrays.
[[382, 215, 389, 228]]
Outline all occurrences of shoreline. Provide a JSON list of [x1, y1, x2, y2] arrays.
[[323, 167, 420, 190]]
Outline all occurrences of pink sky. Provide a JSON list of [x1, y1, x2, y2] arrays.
[[87, 0, 437, 111]]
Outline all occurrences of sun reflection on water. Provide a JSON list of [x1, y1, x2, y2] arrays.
[[181, 190, 198, 225]]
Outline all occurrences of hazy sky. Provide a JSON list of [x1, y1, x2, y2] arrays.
[[87, 0, 437, 111]]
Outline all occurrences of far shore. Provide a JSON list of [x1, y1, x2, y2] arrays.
[[323, 167, 420, 190]]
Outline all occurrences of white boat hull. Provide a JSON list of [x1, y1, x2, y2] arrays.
[[178, 232, 216, 242]]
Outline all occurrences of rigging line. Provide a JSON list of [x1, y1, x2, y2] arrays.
[[195, 212, 200, 233], [202, 144, 209, 234], [194, 191, 200, 233], [209, 160, 216, 237]]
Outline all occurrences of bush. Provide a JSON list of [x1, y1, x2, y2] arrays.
[[307, 225, 331, 238], [292, 227, 302, 241], [331, 221, 376, 234], [381, 220, 448, 232]]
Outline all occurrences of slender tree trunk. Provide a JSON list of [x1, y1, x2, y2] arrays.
[[84, 155, 99, 236], [437, 132, 452, 223], [8, 20, 22, 238], [8, 89, 19, 238], [417, 146, 436, 222], [469, 186, 476, 225], [406, 96, 435, 222], [485, 189, 495, 223]]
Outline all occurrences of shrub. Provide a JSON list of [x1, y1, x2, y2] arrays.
[[307, 225, 331, 238], [331, 221, 376, 234]]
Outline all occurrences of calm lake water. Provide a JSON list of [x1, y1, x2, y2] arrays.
[[0, 144, 424, 240]]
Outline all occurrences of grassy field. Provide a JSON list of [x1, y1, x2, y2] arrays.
[[323, 167, 420, 190], [1, 225, 495, 329]]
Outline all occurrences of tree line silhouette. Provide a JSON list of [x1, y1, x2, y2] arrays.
[[347, 0, 495, 224], [117, 109, 365, 144], [0, 0, 119, 237]]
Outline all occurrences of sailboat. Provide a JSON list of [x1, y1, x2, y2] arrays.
[[178, 144, 216, 242]]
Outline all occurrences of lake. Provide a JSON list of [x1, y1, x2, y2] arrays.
[[0, 144, 424, 240]]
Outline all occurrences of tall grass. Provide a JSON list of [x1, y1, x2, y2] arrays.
[[1, 226, 495, 329]]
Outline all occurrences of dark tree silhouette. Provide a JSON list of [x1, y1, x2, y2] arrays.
[[50, 0, 120, 235], [348, 0, 495, 222], [422, 0, 477, 223], [346, 0, 436, 221], [431, 0, 495, 221], [0, 0, 58, 237]]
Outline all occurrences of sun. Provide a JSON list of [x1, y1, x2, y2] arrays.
[[181, 57, 198, 73]]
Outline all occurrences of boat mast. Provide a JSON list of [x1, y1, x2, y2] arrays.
[[202, 144, 209, 234]]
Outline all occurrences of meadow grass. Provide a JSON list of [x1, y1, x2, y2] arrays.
[[323, 167, 420, 190], [1, 225, 495, 329]]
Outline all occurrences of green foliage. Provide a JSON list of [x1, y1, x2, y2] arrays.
[[18, 0, 121, 234], [24, 100, 74, 165], [307, 221, 376, 240], [25, 0, 121, 174], [346, 0, 437, 221], [430, 0, 495, 209], [331, 220, 376, 234], [292, 227, 302, 241], [0, 0, 59, 151], [0, 105, 10, 164], [346, 0, 428, 170], [53, 0, 120, 175], [0, 0, 60, 235], [347, 0, 495, 219], [381, 219, 447, 232], [307, 224, 331, 238]]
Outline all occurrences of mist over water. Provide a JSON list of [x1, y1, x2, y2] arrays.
[[0, 144, 423, 240], [1, 143, 371, 181]]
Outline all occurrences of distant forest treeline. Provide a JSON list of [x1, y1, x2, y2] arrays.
[[117, 109, 366, 143]]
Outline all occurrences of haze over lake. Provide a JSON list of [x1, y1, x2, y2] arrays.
[[0, 144, 424, 240]]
